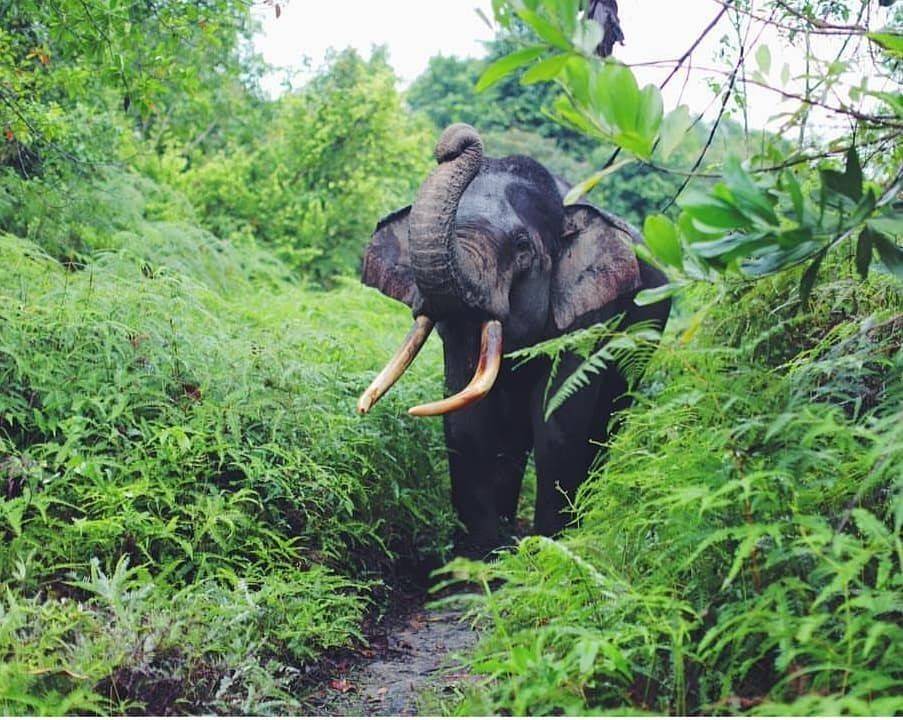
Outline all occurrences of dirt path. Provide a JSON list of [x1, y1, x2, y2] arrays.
[[306, 595, 479, 716]]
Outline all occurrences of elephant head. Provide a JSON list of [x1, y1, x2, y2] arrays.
[[358, 123, 653, 416]]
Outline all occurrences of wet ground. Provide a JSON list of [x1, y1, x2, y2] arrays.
[[305, 593, 480, 716]]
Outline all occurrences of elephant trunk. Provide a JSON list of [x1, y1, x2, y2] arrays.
[[408, 123, 483, 317], [357, 125, 503, 419]]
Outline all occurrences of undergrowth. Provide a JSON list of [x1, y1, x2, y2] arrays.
[[445, 268, 902, 716], [0, 168, 453, 714]]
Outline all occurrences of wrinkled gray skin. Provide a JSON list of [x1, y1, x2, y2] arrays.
[[362, 124, 670, 554]]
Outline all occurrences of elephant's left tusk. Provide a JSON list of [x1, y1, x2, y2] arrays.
[[408, 320, 502, 417], [358, 316, 435, 414]]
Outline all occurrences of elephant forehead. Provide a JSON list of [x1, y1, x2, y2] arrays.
[[457, 173, 560, 238], [457, 173, 517, 232]]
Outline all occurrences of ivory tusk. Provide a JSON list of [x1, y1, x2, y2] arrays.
[[357, 316, 435, 414], [408, 320, 502, 417]]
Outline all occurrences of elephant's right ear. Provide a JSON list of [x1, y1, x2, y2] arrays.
[[361, 206, 421, 308], [551, 204, 642, 331]]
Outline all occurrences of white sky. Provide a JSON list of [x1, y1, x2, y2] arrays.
[[253, 1, 894, 137]]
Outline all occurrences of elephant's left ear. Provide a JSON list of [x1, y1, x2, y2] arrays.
[[361, 205, 421, 309], [551, 204, 642, 331]]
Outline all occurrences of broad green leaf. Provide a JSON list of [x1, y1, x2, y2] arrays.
[[691, 232, 764, 260], [865, 90, 903, 117], [657, 105, 692, 161], [516, 8, 572, 51], [596, 63, 640, 135], [722, 158, 779, 226], [867, 214, 903, 237], [678, 211, 722, 244], [782, 170, 806, 223], [636, 84, 664, 153], [756, 44, 771, 75], [847, 187, 877, 229], [613, 130, 654, 158], [741, 239, 824, 277], [867, 29, 903, 58], [562, 55, 592, 104], [552, 0, 580, 37], [820, 146, 863, 201], [856, 229, 873, 279], [476, 46, 546, 92], [871, 230, 903, 281], [634, 281, 688, 306], [643, 214, 683, 269], [798, 250, 825, 306], [552, 94, 602, 137], [521, 53, 571, 85], [680, 189, 749, 230]]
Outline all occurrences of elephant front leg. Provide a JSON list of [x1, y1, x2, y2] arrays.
[[531, 356, 631, 536], [445, 415, 531, 555], [445, 424, 503, 555]]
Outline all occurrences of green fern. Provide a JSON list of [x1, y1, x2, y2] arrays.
[[508, 316, 662, 420]]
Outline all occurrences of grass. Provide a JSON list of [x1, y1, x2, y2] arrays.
[[443, 269, 902, 716], [1, 164, 899, 717], [0, 169, 455, 714]]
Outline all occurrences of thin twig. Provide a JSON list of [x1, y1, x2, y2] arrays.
[[623, 60, 903, 129], [636, 130, 901, 180], [661, 20, 750, 211], [772, 0, 868, 34], [600, 1, 734, 171], [710, 0, 867, 35]]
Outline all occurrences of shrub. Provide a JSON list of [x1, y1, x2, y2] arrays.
[[0, 170, 454, 713], [445, 267, 902, 715]]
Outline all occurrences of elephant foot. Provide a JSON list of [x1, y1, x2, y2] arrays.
[[453, 526, 519, 561]]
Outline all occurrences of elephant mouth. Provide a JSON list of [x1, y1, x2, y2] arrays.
[[357, 318, 503, 417]]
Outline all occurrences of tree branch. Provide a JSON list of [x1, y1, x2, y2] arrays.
[[601, 1, 732, 170]]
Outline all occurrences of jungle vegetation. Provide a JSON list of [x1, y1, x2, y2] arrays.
[[0, 0, 901, 714]]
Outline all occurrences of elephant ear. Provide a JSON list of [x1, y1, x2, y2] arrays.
[[361, 206, 421, 308], [551, 204, 642, 331]]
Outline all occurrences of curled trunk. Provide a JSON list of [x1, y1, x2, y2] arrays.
[[408, 123, 483, 317]]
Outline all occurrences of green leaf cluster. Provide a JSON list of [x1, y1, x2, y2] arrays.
[[641, 148, 902, 304], [0, 169, 454, 713]]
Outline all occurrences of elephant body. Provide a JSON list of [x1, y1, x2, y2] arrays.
[[360, 125, 670, 554]]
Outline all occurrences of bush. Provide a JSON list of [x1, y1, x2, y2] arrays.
[[445, 267, 902, 715], [0, 170, 455, 713]]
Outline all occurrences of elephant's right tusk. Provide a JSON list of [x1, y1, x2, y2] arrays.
[[357, 315, 435, 414], [408, 320, 502, 417]]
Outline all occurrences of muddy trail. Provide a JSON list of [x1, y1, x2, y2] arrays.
[[303, 591, 480, 716]]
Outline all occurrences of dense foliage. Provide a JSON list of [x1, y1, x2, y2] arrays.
[[434, 0, 902, 714], [0, 168, 454, 713], [0, 1, 452, 713], [446, 266, 901, 714], [178, 48, 434, 282], [1, 0, 900, 715]]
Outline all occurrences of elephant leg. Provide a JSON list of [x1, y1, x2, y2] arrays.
[[445, 399, 532, 553], [439, 321, 532, 554], [531, 355, 631, 536], [493, 448, 529, 525], [445, 416, 502, 550]]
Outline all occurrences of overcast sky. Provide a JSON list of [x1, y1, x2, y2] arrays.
[[252, 1, 892, 136]]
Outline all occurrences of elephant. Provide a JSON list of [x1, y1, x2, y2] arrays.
[[357, 123, 670, 555]]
